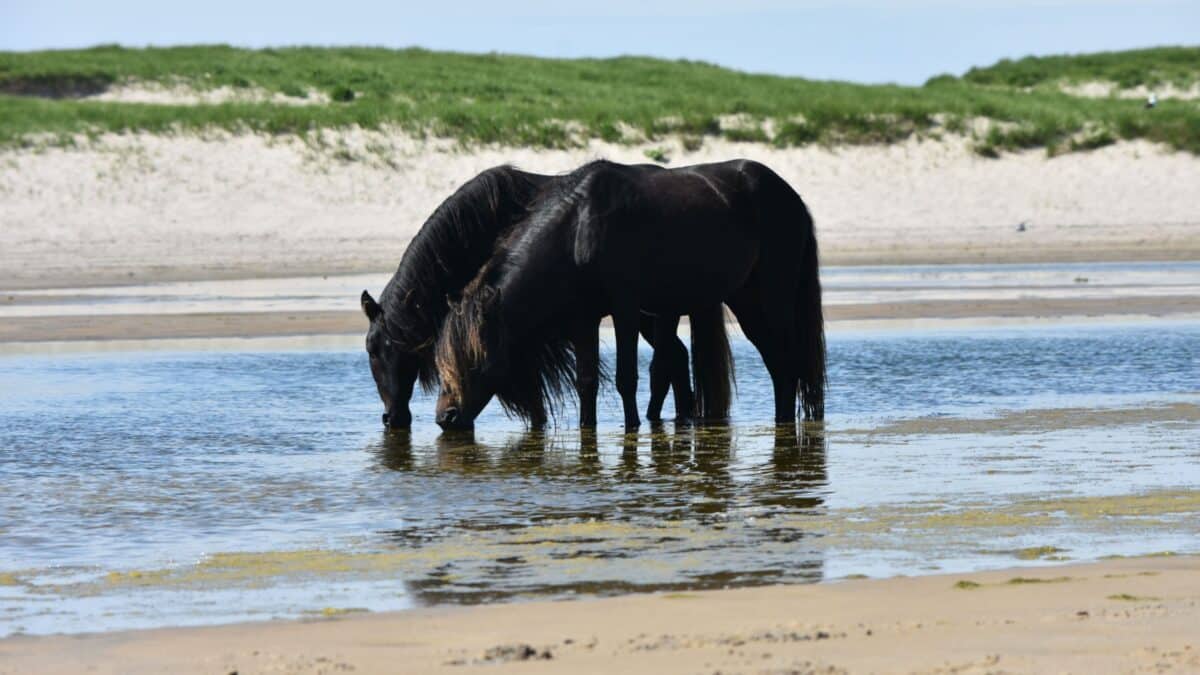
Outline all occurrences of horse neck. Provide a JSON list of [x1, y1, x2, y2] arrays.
[[385, 192, 528, 343], [492, 242, 578, 345]]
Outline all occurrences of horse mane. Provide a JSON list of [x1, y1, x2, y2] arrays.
[[436, 161, 621, 424], [378, 165, 547, 392]]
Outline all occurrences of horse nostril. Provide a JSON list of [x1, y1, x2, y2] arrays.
[[381, 413, 390, 426], [439, 407, 459, 425]]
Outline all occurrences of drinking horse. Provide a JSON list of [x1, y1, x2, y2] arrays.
[[434, 159, 823, 430], [361, 165, 732, 428]]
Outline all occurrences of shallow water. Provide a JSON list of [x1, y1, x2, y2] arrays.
[[1, 321, 1198, 635]]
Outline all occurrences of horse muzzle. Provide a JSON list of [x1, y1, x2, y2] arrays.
[[436, 406, 473, 431]]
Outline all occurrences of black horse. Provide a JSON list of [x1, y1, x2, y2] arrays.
[[360, 165, 728, 429], [435, 159, 823, 430]]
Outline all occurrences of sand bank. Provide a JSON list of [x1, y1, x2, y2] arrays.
[[1, 555, 1196, 674], [2, 262, 1197, 344], [2, 295, 1198, 344], [2, 132, 1199, 291]]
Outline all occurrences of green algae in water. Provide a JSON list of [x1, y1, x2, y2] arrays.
[[88, 518, 724, 594], [1050, 494, 1200, 519], [304, 607, 371, 617], [1102, 551, 1179, 560], [1006, 576, 1073, 585], [1104, 572, 1161, 579], [661, 593, 702, 600], [856, 403, 1200, 437], [97, 547, 476, 591], [1013, 545, 1067, 560], [1107, 593, 1161, 602]]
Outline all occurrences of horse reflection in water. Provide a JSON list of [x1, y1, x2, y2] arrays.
[[367, 423, 827, 604]]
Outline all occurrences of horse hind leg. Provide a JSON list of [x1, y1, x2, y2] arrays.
[[669, 343, 696, 424], [641, 315, 669, 423], [727, 279, 799, 425]]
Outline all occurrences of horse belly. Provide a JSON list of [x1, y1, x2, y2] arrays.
[[638, 240, 758, 314]]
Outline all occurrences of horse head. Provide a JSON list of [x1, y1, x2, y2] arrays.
[[361, 289, 421, 429], [434, 285, 507, 430]]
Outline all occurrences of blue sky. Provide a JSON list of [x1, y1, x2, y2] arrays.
[[3, 1, 1196, 84]]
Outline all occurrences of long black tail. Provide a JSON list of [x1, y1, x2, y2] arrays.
[[795, 201, 826, 421], [690, 304, 735, 420]]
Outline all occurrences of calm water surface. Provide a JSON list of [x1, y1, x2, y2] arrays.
[[1, 321, 1198, 635]]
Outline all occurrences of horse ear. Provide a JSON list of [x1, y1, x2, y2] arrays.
[[361, 290, 382, 321]]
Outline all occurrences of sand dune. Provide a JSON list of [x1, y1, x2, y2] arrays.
[[2, 132, 1198, 290]]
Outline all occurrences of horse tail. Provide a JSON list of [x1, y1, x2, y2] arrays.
[[690, 304, 735, 420], [794, 200, 826, 421]]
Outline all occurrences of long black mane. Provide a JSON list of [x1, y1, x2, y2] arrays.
[[377, 165, 549, 391], [438, 162, 615, 421]]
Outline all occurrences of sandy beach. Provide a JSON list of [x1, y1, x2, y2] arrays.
[[1, 555, 1196, 674], [2, 132, 1199, 291], [2, 130, 1199, 672], [3, 132, 1199, 344]]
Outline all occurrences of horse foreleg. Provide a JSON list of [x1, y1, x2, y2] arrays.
[[612, 310, 642, 431], [573, 316, 602, 428]]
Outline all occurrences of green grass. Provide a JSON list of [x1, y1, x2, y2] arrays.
[[956, 46, 1200, 89], [1, 44, 1198, 155]]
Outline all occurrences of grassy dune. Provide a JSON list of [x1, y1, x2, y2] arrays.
[[959, 46, 1200, 89], [1, 44, 1198, 155]]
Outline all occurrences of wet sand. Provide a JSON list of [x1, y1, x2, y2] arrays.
[[5, 295, 1200, 343], [3, 264, 1198, 343], [2, 295, 1198, 343], [1, 556, 1196, 674]]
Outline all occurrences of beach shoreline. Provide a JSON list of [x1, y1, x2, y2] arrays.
[[3, 132, 1199, 673], [2, 294, 1198, 344], [2, 555, 1196, 674], [3, 132, 1197, 346]]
